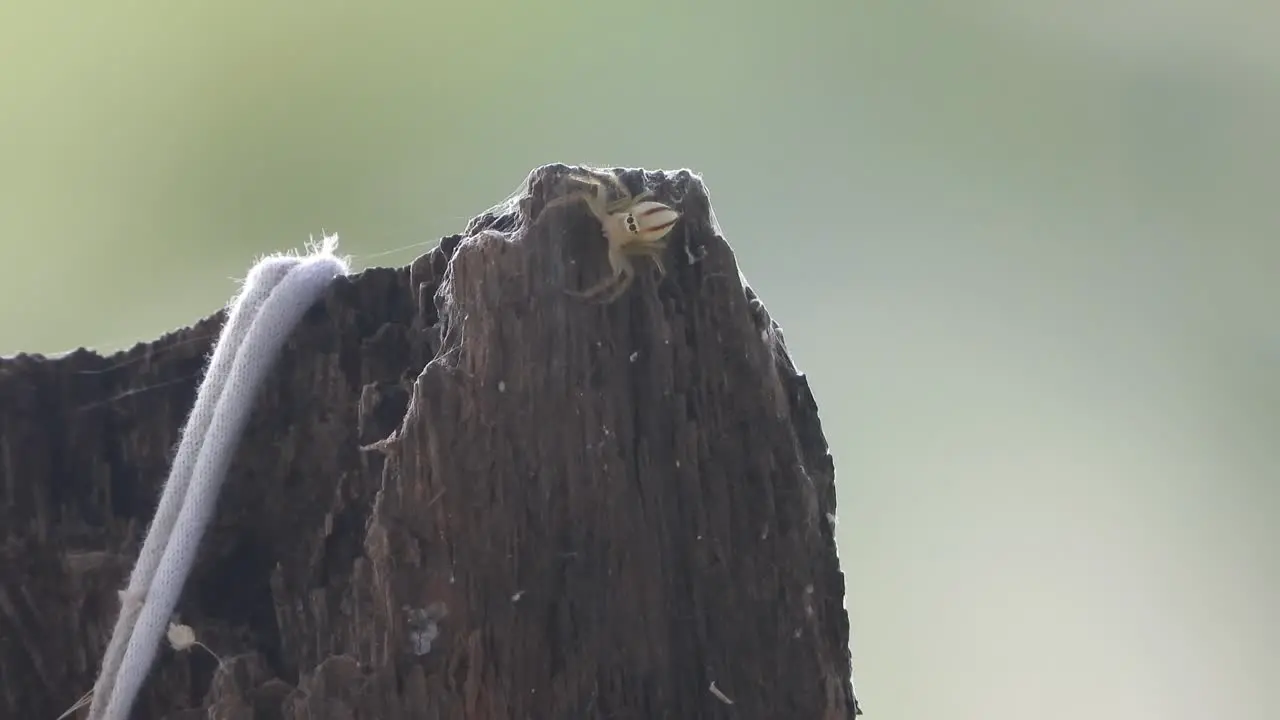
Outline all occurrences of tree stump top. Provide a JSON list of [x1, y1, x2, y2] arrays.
[[1, 164, 858, 719]]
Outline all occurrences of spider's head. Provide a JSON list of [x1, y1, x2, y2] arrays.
[[620, 201, 681, 243]]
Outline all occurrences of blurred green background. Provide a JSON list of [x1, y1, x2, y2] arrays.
[[2, 2, 1276, 718]]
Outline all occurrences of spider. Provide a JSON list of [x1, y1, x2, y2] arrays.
[[536, 168, 682, 303]]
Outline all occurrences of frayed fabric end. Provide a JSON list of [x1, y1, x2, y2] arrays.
[[306, 233, 352, 275], [251, 233, 351, 268], [315, 232, 340, 257]]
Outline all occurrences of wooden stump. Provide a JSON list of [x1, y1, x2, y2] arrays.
[[0, 164, 859, 719]]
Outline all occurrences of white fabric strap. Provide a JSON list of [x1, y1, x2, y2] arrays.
[[85, 238, 348, 720]]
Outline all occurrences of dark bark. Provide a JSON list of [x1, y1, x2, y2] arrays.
[[0, 164, 859, 719]]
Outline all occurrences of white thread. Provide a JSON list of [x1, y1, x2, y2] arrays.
[[85, 238, 347, 720]]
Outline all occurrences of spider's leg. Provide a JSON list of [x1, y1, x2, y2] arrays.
[[604, 187, 655, 215], [627, 237, 668, 275], [649, 247, 667, 277], [563, 174, 627, 222], [566, 271, 622, 301], [573, 168, 630, 197], [567, 245, 629, 300], [540, 189, 594, 213], [565, 168, 650, 214], [530, 191, 595, 235], [597, 264, 636, 304]]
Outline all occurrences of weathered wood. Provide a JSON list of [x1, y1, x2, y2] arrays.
[[0, 164, 858, 719]]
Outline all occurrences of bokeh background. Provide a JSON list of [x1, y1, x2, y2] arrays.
[[3, 2, 1276, 718]]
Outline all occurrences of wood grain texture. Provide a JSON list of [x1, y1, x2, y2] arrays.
[[0, 164, 858, 719]]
